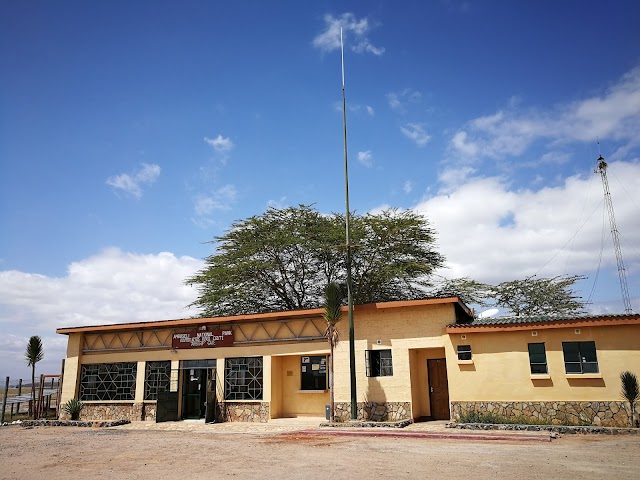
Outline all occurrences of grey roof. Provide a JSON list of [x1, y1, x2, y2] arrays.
[[448, 312, 638, 328]]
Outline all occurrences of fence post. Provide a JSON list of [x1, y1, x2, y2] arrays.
[[1, 376, 9, 424], [38, 374, 45, 419], [15, 379, 22, 416]]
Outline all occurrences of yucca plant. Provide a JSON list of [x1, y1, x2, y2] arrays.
[[621, 371, 639, 428], [63, 398, 85, 420], [25, 336, 44, 419]]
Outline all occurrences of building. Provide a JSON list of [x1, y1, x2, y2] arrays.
[[56, 298, 640, 426]]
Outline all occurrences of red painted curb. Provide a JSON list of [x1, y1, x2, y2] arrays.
[[291, 429, 552, 442]]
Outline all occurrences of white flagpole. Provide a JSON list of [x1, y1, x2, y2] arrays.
[[340, 27, 357, 421]]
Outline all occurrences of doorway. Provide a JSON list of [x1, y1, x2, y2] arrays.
[[182, 368, 215, 420], [427, 358, 450, 420]]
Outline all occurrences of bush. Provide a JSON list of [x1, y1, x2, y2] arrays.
[[62, 398, 85, 420]]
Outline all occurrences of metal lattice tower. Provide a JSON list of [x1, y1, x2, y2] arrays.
[[595, 155, 633, 313]]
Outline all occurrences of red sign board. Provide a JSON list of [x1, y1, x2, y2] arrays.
[[172, 328, 234, 349]]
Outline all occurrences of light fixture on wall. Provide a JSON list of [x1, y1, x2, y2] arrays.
[[461, 334, 467, 340], [376, 340, 382, 345], [531, 331, 538, 336], [575, 328, 581, 334]]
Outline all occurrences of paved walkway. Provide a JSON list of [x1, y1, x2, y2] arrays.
[[115, 417, 553, 441]]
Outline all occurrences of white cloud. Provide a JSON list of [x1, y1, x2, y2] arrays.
[[386, 89, 422, 112], [357, 150, 373, 167], [313, 13, 384, 56], [0, 248, 203, 379], [106, 163, 161, 198], [449, 67, 640, 161], [267, 197, 288, 209], [412, 160, 640, 311], [403, 180, 413, 194], [193, 184, 238, 216], [401, 123, 431, 146], [366, 105, 375, 116], [204, 135, 235, 153]]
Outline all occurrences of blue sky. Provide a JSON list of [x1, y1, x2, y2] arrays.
[[1, 1, 639, 379]]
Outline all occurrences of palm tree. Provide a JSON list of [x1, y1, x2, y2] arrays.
[[621, 371, 639, 428], [323, 283, 343, 422], [25, 336, 44, 419]]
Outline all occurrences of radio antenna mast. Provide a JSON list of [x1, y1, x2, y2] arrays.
[[595, 154, 633, 313]]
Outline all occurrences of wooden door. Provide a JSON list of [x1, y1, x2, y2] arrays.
[[205, 374, 216, 423], [427, 358, 450, 420], [156, 391, 179, 422]]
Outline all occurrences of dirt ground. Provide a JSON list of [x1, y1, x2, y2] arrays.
[[0, 425, 638, 480]]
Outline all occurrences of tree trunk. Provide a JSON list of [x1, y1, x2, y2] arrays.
[[31, 365, 36, 420], [329, 342, 335, 422]]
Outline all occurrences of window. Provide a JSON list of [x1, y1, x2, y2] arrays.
[[457, 345, 472, 361], [224, 357, 263, 400], [79, 363, 137, 401], [562, 341, 599, 374], [301, 356, 327, 390], [528, 343, 548, 374], [365, 350, 393, 377], [144, 361, 171, 400]]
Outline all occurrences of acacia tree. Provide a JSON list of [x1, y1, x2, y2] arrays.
[[323, 282, 343, 422], [25, 336, 44, 419], [491, 275, 586, 316], [431, 274, 586, 316], [429, 276, 493, 308], [186, 205, 445, 316]]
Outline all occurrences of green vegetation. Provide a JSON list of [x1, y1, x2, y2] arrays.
[[620, 371, 639, 427], [459, 411, 551, 425], [458, 410, 590, 427], [322, 282, 343, 422], [25, 336, 44, 420], [62, 398, 85, 420], [435, 275, 586, 316], [186, 204, 587, 318], [186, 205, 444, 316]]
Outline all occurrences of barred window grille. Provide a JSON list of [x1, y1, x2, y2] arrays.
[[144, 361, 171, 400], [224, 357, 263, 400], [365, 350, 393, 377], [80, 363, 137, 401]]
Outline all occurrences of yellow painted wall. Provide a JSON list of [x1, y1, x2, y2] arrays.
[[60, 333, 83, 405], [66, 332, 330, 408], [332, 303, 454, 404], [409, 347, 446, 418], [446, 324, 640, 401], [270, 356, 283, 418], [59, 306, 640, 420], [279, 355, 329, 417]]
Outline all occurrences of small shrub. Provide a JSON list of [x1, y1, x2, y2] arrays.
[[62, 398, 85, 420], [459, 411, 558, 426], [620, 371, 639, 428]]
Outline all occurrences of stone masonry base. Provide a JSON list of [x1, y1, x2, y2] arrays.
[[220, 402, 269, 422], [59, 403, 157, 422], [451, 401, 634, 428], [333, 401, 411, 422]]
